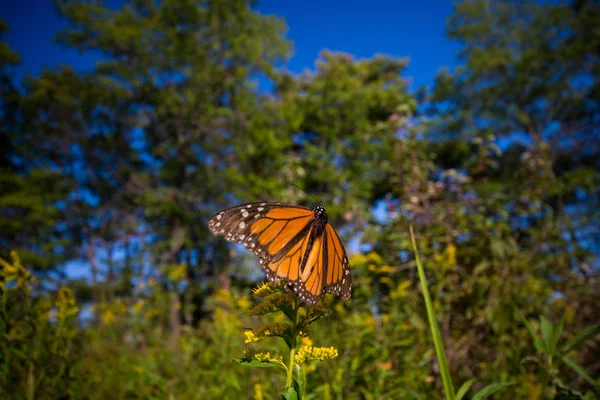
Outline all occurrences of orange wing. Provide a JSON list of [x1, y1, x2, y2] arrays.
[[208, 202, 314, 263], [323, 224, 351, 300], [209, 202, 352, 305], [264, 222, 351, 305]]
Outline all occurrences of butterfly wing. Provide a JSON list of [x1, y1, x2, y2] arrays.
[[208, 202, 352, 305], [208, 202, 315, 264], [264, 222, 352, 305], [323, 224, 352, 300]]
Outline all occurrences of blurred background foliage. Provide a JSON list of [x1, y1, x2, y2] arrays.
[[0, 0, 599, 398]]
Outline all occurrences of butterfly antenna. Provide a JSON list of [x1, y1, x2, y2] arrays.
[[289, 183, 322, 206]]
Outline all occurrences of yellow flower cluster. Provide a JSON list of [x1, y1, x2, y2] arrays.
[[0, 251, 33, 290], [251, 292, 294, 315], [236, 297, 253, 312], [244, 331, 260, 344], [252, 282, 275, 298], [253, 383, 264, 400], [390, 280, 411, 300], [245, 323, 290, 344], [55, 286, 79, 319], [294, 346, 338, 364], [253, 352, 283, 363]]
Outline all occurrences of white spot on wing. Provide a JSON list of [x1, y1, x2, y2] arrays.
[[239, 221, 245, 229], [241, 210, 249, 218]]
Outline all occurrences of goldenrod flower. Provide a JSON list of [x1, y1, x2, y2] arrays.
[[300, 336, 313, 347], [244, 331, 260, 344], [445, 243, 457, 266], [55, 287, 79, 319], [377, 265, 396, 274], [133, 300, 145, 314], [252, 282, 278, 298], [294, 346, 338, 364], [0, 251, 33, 289], [236, 297, 253, 312], [253, 383, 264, 400], [102, 310, 116, 325], [253, 352, 283, 363], [251, 292, 294, 315]]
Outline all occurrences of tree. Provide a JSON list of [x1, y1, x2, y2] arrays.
[[375, 0, 600, 395], [0, 20, 73, 278], [49, 0, 292, 335]]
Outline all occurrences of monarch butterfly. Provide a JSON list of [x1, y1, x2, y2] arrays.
[[208, 202, 351, 305]]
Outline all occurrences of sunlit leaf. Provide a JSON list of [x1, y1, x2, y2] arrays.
[[472, 382, 516, 400]]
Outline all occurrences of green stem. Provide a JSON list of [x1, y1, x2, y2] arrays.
[[286, 348, 296, 388], [410, 225, 456, 400], [285, 297, 299, 388]]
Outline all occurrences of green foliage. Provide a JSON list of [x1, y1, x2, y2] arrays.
[[519, 310, 600, 397], [235, 282, 338, 399], [0, 0, 599, 399], [0, 252, 80, 399]]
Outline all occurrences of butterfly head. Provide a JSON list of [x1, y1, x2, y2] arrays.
[[313, 203, 328, 227]]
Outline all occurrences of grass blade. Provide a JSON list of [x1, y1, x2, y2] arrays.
[[410, 225, 455, 400], [456, 379, 476, 400], [514, 306, 543, 353], [540, 315, 552, 354], [561, 323, 600, 356], [472, 381, 516, 400], [561, 356, 600, 393]]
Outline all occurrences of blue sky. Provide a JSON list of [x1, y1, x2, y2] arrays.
[[1, 0, 460, 90], [1, 0, 461, 278]]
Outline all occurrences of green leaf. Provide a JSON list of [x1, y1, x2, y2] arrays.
[[561, 357, 600, 393], [281, 386, 300, 400], [394, 386, 424, 400], [561, 324, 600, 356], [472, 382, 516, 400], [516, 307, 543, 354], [456, 379, 476, 400], [292, 378, 303, 400], [295, 365, 306, 399], [232, 358, 286, 370], [550, 313, 566, 356], [540, 315, 553, 353]]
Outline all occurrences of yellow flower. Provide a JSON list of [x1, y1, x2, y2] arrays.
[[377, 265, 396, 274], [244, 331, 260, 344], [55, 287, 79, 319], [366, 252, 383, 263], [216, 289, 232, 303], [444, 243, 457, 266], [133, 300, 145, 314], [252, 282, 275, 298], [0, 251, 33, 289], [253, 352, 283, 363], [236, 297, 253, 312], [390, 280, 411, 299], [294, 346, 338, 364], [381, 314, 390, 325], [102, 310, 116, 325], [301, 336, 313, 347], [379, 276, 394, 287], [253, 383, 264, 400]]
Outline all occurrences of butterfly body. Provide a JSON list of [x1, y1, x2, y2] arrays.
[[208, 202, 351, 305]]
